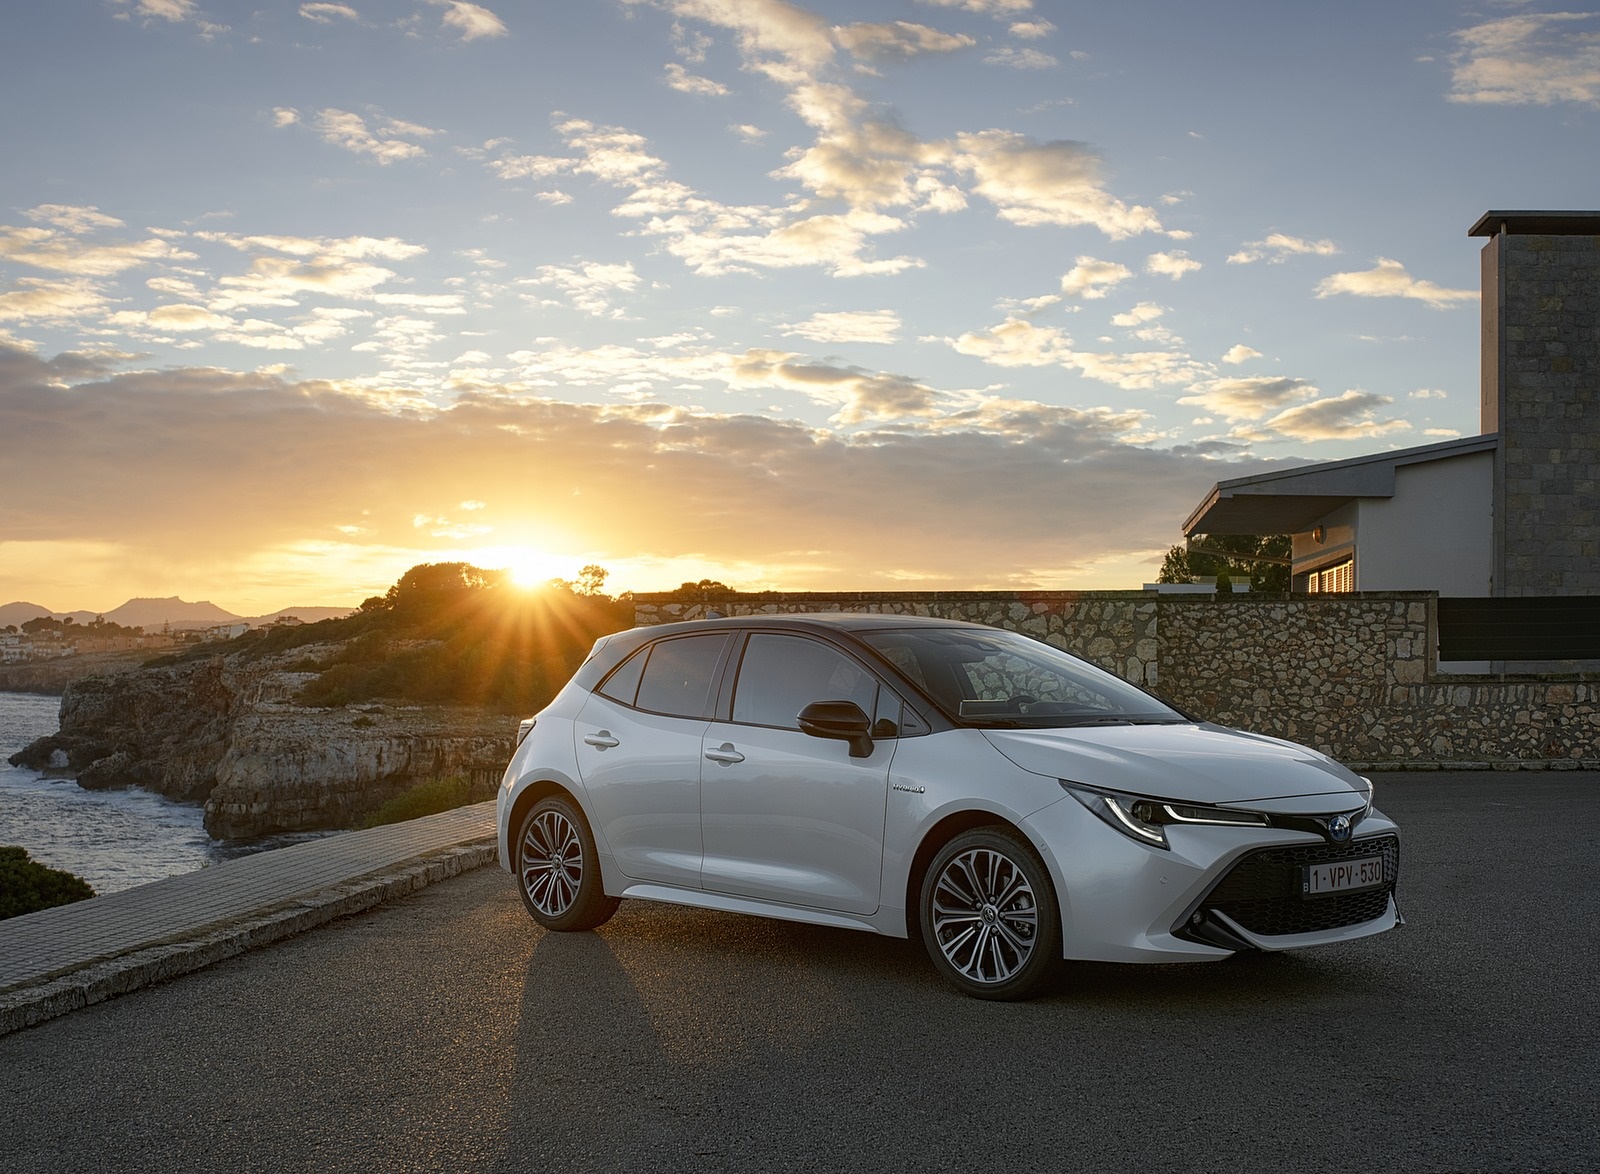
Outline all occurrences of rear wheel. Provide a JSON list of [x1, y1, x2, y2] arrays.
[[515, 795, 619, 931], [920, 826, 1061, 1000]]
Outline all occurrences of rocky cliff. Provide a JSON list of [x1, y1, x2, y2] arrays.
[[8, 648, 516, 839]]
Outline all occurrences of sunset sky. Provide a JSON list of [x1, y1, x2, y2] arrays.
[[2, 1, 1596, 614]]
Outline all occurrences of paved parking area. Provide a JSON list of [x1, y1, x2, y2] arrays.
[[1, 773, 1596, 1172], [0, 802, 497, 1035]]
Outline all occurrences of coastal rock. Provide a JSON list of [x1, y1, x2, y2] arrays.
[[10, 650, 516, 839], [204, 702, 513, 838]]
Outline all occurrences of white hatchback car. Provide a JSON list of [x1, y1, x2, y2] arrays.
[[497, 614, 1400, 999]]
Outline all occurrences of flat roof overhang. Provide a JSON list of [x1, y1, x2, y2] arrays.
[[1183, 434, 1499, 537], [1469, 210, 1600, 237]]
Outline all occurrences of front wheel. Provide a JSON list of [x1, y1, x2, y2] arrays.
[[515, 795, 619, 932], [920, 826, 1061, 1000]]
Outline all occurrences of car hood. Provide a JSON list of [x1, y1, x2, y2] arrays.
[[982, 722, 1365, 807]]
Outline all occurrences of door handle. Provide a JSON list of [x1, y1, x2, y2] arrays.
[[704, 743, 745, 765], [583, 731, 620, 749]]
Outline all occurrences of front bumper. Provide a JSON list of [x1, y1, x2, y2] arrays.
[[1177, 833, 1400, 951], [1022, 798, 1402, 963]]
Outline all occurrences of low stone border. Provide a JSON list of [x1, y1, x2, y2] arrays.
[[1351, 759, 1600, 771], [0, 839, 498, 1038]]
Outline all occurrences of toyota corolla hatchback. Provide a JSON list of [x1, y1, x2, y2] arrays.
[[497, 614, 1400, 999]]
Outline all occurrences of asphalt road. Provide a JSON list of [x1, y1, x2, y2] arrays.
[[2, 772, 1597, 1173]]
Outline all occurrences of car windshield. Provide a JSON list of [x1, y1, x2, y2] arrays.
[[859, 627, 1186, 729]]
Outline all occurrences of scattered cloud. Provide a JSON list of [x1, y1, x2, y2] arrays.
[[1060, 256, 1132, 299], [913, 0, 1037, 16], [1009, 20, 1056, 39], [834, 20, 974, 62], [1221, 344, 1262, 365], [1227, 233, 1340, 265], [1410, 388, 1448, 399], [1178, 375, 1319, 421], [664, 63, 729, 96], [1146, 250, 1200, 280], [943, 131, 1162, 236], [314, 108, 437, 164], [123, 0, 228, 37], [196, 232, 430, 312], [137, 0, 199, 19], [1446, 12, 1600, 106], [950, 317, 1205, 389], [0, 278, 110, 323], [950, 317, 1074, 367], [431, 0, 508, 41], [527, 261, 642, 318], [26, 206, 124, 232], [781, 310, 902, 344], [983, 47, 1058, 69], [1257, 390, 1409, 442], [1110, 302, 1164, 327], [1315, 258, 1476, 309], [300, 3, 359, 23], [0, 211, 193, 276], [106, 303, 234, 333]]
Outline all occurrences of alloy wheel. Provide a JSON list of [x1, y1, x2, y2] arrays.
[[930, 846, 1039, 985], [520, 807, 584, 918]]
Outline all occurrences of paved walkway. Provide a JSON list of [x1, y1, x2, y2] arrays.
[[0, 801, 498, 1036]]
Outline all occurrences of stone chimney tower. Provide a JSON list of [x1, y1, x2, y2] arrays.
[[1469, 211, 1600, 597]]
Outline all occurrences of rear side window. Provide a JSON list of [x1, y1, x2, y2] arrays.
[[632, 634, 729, 719], [595, 647, 647, 705]]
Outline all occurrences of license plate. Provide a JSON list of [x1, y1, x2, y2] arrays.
[[1302, 855, 1385, 896]]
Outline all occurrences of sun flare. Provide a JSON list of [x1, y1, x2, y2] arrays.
[[469, 546, 569, 590]]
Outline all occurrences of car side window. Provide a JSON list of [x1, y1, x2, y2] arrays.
[[595, 646, 648, 706], [732, 633, 880, 730], [632, 633, 729, 719]]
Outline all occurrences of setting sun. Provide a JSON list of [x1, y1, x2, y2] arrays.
[[471, 546, 570, 590]]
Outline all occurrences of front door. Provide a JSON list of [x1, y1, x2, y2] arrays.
[[699, 633, 893, 915]]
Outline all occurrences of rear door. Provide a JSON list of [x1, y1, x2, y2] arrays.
[[573, 631, 731, 889]]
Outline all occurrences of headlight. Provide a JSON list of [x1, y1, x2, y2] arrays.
[[1060, 781, 1269, 850]]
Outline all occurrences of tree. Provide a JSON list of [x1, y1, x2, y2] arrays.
[[672, 579, 734, 600], [383, 562, 507, 615], [548, 565, 612, 598], [1157, 534, 1291, 593]]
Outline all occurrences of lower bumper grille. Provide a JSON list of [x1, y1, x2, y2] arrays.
[[1181, 834, 1400, 941]]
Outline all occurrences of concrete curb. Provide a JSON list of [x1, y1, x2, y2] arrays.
[[0, 839, 498, 1038]]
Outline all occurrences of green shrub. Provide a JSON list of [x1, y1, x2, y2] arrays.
[[0, 846, 96, 920], [362, 773, 492, 828]]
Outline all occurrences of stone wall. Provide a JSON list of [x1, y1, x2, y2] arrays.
[[632, 591, 1599, 770]]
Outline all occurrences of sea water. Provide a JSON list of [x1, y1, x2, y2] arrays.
[[0, 691, 328, 894]]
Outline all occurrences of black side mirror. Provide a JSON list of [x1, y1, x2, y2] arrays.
[[797, 700, 874, 758]]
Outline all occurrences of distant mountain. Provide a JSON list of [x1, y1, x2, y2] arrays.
[[0, 597, 355, 632], [103, 597, 244, 630], [0, 601, 53, 628]]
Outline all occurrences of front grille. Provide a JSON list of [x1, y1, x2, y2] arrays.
[[1187, 834, 1399, 939]]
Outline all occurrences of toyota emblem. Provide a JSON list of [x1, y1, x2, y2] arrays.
[[1328, 814, 1352, 843]]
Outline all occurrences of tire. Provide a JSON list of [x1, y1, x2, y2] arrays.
[[514, 794, 620, 932], [920, 825, 1062, 1001]]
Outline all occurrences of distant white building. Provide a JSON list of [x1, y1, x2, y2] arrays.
[[1184, 434, 1496, 596]]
